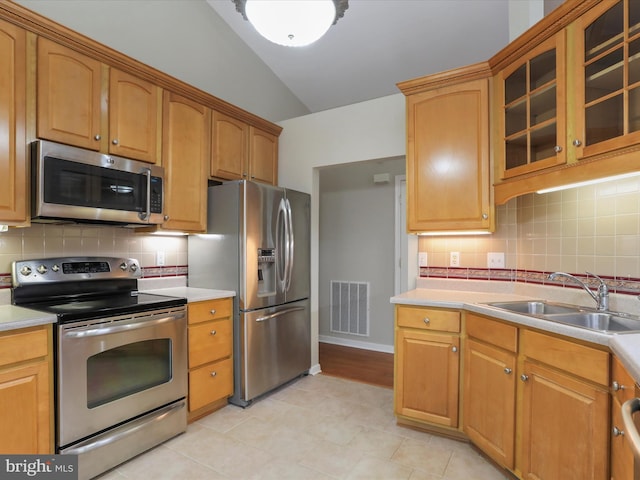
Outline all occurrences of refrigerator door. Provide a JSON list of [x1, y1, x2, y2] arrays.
[[284, 188, 310, 303], [239, 299, 311, 403], [243, 181, 286, 310]]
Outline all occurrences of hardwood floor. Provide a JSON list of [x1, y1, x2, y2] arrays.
[[319, 342, 394, 389]]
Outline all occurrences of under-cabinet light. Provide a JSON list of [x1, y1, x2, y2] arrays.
[[0, 225, 7, 232], [150, 230, 187, 236], [417, 230, 492, 236], [536, 171, 640, 194]]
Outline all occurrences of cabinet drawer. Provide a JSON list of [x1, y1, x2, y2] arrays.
[[396, 306, 460, 332], [612, 356, 636, 404], [188, 357, 233, 412], [466, 314, 517, 353], [521, 329, 609, 386], [188, 318, 232, 368], [188, 298, 232, 325], [0, 326, 48, 368]]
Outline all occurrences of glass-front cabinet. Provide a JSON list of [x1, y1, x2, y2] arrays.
[[576, 0, 640, 158], [497, 33, 566, 180]]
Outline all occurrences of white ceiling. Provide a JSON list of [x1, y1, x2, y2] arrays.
[[207, 0, 514, 114]]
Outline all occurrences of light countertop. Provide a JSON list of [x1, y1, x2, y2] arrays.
[[0, 304, 56, 332]]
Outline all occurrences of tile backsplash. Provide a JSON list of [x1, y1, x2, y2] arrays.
[[0, 223, 187, 286], [419, 176, 640, 292]]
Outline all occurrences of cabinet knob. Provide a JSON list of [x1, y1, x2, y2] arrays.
[[613, 381, 626, 391], [94, 134, 101, 141], [423, 317, 430, 325], [573, 139, 582, 147], [520, 374, 529, 382], [210, 371, 217, 377], [482, 213, 488, 220], [451, 346, 458, 353], [210, 330, 217, 335], [554, 145, 563, 153], [613, 426, 624, 437], [504, 368, 512, 375], [210, 309, 216, 315], [163, 215, 169, 221], [112, 138, 119, 145]]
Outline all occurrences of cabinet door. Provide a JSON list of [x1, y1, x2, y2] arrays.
[[520, 361, 609, 480], [463, 338, 516, 469], [109, 68, 160, 163], [249, 126, 278, 185], [188, 357, 233, 412], [0, 19, 27, 224], [395, 328, 459, 427], [0, 361, 50, 454], [211, 110, 248, 180], [406, 78, 491, 232], [37, 37, 102, 150], [161, 91, 209, 232], [188, 318, 232, 368], [610, 356, 636, 480]]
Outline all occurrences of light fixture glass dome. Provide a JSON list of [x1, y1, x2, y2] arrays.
[[244, 0, 337, 47]]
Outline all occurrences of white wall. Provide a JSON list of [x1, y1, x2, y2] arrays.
[[277, 94, 406, 369]]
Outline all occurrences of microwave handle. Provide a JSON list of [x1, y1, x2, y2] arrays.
[[139, 168, 151, 222]]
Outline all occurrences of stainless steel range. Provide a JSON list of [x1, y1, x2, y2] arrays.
[[12, 257, 188, 480]]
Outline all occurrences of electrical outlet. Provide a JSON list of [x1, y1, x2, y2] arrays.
[[450, 251, 460, 267], [418, 252, 428, 267], [487, 252, 505, 269], [156, 250, 166, 266]]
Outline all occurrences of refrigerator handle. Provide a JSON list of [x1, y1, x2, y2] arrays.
[[276, 198, 287, 291], [285, 198, 294, 291], [255, 306, 305, 322]]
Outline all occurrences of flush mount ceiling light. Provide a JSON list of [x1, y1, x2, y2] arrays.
[[233, 0, 349, 47]]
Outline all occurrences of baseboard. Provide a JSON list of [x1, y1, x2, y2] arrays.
[[319, 335, 394, 354]]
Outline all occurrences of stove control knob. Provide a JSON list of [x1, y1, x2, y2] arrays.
[[130, 263, 138, 272], [36, 265, 48, 275], [119, 262, 128, 271], [51, 264, 60, 272], [20, 265, 32, 276]]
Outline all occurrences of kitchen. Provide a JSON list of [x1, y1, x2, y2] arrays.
[[2, 0, 640, 479]]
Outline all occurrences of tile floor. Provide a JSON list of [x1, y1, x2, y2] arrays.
[[98, 374, 509, 479]]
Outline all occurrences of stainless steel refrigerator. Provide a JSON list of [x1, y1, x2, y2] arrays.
[[188, 180, 310, 407]]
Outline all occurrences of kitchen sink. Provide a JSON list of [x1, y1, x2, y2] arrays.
[[487, 301, 581, 315], [485, 301, 640, 334]]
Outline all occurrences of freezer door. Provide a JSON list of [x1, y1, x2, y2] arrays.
[[284, 188, 310, 302], [240, 299, 311, 402]]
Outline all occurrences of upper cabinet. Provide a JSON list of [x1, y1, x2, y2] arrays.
[[0, 19, 27, 225], [398, 64, 493, 233], [211, 111, 278, 185], [37, 37, 161, 164]]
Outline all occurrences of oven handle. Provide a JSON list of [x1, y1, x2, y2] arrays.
[[622, 398, 640, 457], [61, 400, 186, 456], [63, 311, 185, 338]]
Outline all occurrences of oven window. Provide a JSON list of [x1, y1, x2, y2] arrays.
[[86, 339, 171, 408]]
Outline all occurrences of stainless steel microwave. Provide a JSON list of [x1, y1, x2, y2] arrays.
[[31, 140, 165, 226]]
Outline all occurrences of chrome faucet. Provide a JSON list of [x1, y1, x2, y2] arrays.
[[548, 271, 609, 311]]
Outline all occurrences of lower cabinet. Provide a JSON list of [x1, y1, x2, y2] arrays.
[[187, 297, 233, 421], [610, 356, 636, 480], [394, 305, 461, 430], [0, 324, 52, 454]]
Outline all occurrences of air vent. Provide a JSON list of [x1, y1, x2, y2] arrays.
[[330, 281, 369, 336]]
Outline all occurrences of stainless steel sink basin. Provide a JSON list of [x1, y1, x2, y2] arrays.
[[485, 301, 640, 334], [487, 301, 581, 315]]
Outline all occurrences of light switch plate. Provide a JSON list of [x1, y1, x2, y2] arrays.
[[418, 252, 428, 267], [450, 252, 460, 267], [487, 252, 505, 269], [156, 250, 166, 266]]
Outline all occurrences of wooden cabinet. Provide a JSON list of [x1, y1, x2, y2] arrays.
[[37, 37, 160, 163], [394, 305, 461, 429], [398, 65, 492, 233], [161, 91, 209, 232], [519, 329, 609, 480], [463, 314, 517, 469], [211, 111, 278, 185], [610, 356, 636, 480], [496, 32, 566, 180], [0, 325, 52, 454], [0, 19, 27, 225], [187, 298, 233, 421]]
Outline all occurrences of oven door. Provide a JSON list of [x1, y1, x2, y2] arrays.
[[57, 307, 187, 448]]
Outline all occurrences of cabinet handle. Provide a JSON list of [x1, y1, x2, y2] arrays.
[[613, 381, 626, 391], [504, 368, 512, 375], [451, 346, 458, 353], [613, 426, 625, 437], [423, 317, 430, 325], [94, 134, 101, 141], [210, 330, 217, 335], [210, 309, 217, 315], [520, 374, 529, 382], [112, 138, 119, 145], [210, 371, 217, 377], [163, 215, 169, 221], [482, 213, 488, 220], [554, 145, 563, 153], [573, 139, 582, 147]]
